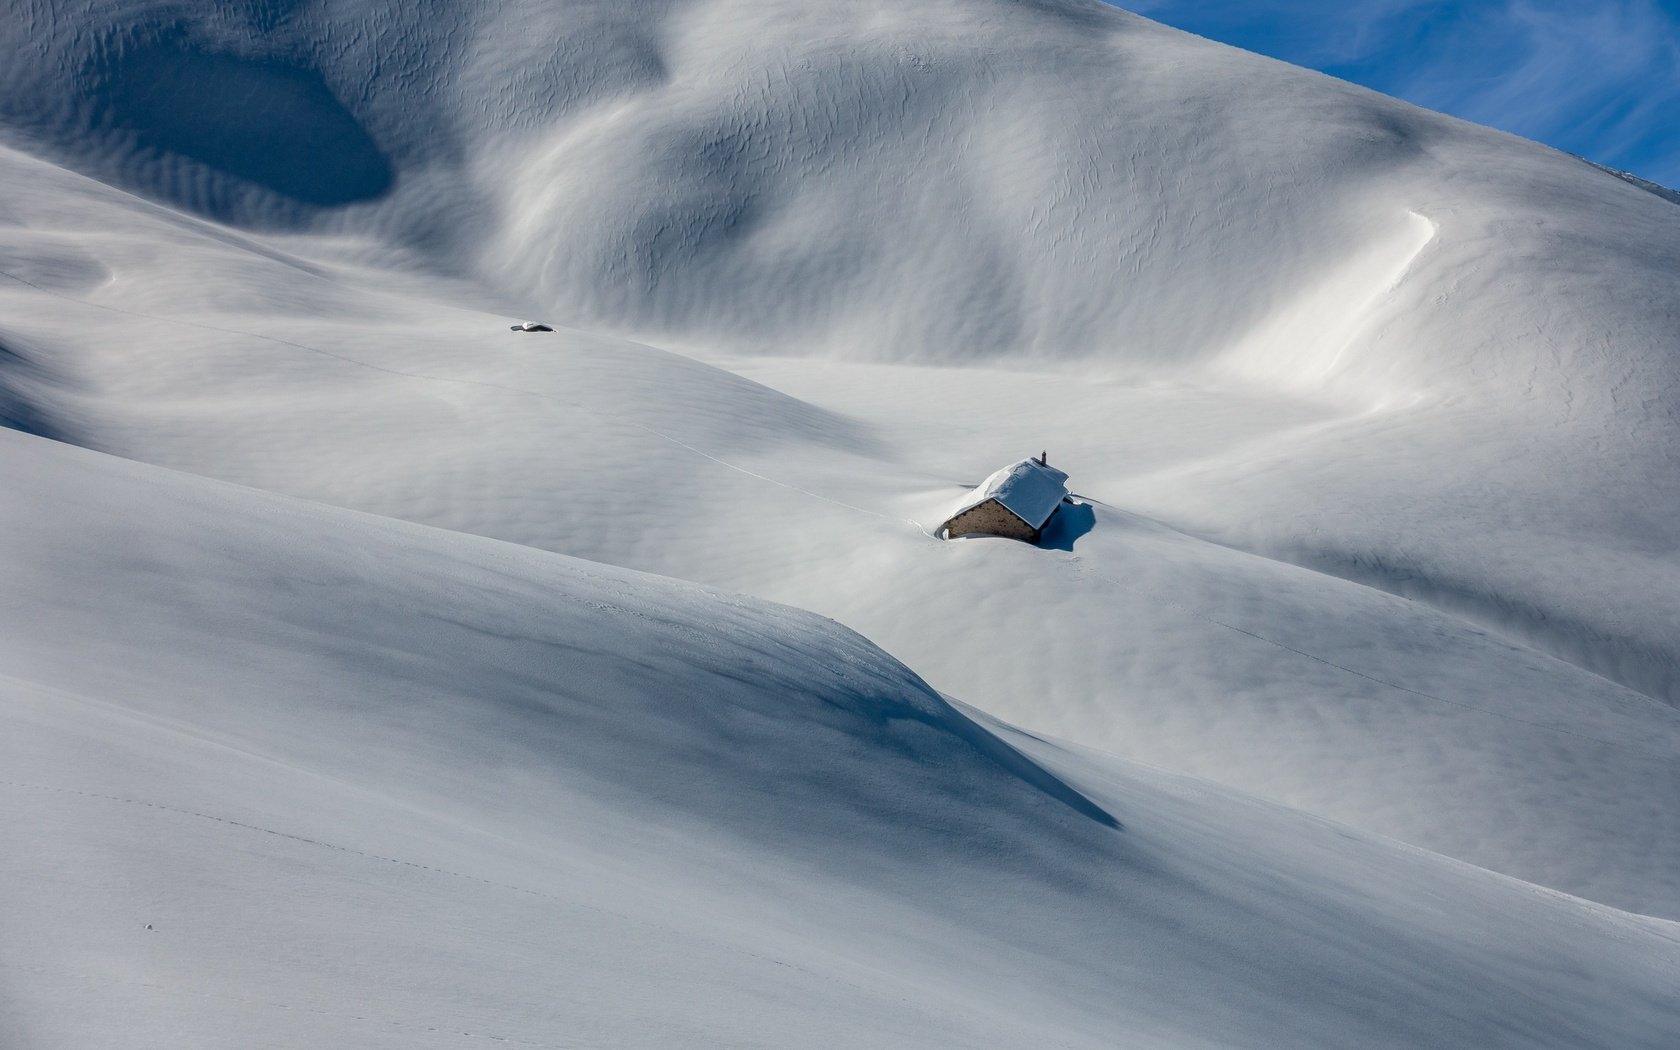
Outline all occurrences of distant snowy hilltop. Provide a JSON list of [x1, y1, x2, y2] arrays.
[[3, 1, 1678, 1047], [5, 0, 1675, 386]]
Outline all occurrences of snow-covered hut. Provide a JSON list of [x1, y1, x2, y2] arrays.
[[940, 455, 1069, 543]]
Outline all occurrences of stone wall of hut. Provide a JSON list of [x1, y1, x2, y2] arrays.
[[943, 499, 1039, 542]]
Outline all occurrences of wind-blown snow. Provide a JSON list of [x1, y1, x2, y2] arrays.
[[3, 0, 1680, 1044], [4, 429, 1677, 1049]]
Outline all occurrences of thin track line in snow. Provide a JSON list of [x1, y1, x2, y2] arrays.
[[0, 777, 561, 900], [0, 958, 578, 1049], [0, 775, 990, 1041]]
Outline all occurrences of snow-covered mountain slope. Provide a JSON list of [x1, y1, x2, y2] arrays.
[[4, 0, 1675, 384], [3, 0, 1680, 1036], [3, 111, 1676, 920], [4, 428, 1678, 1050], [4, 0, 1677, 707]]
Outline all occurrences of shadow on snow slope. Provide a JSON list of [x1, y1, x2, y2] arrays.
[[3, 428, 1679, 1049]]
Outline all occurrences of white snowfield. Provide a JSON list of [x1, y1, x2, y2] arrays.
[[2, 0, 1680, 1045], [4, 431, 1677, 1049]]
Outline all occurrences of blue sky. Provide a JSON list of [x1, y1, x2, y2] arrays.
[[1111, 0, 1680, 186]]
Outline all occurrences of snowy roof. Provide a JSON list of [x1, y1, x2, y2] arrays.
[[947, 459, 1069, 530]]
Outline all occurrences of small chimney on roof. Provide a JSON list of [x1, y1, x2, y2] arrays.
[[1038, 450, 1048, 466]]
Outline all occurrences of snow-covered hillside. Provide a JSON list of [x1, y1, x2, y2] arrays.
[[5, 429, 1678, 1049], [3, 0, 1679, 1044]]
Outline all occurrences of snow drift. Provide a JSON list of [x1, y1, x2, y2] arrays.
[[4, 428, 1678, 1049], [2, 0, 1679, 918]]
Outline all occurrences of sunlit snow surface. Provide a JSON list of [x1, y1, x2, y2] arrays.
[[2, 0, 1679, 1046]]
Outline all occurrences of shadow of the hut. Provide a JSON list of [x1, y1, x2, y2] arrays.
[[1037, 499, 1095, 551]]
